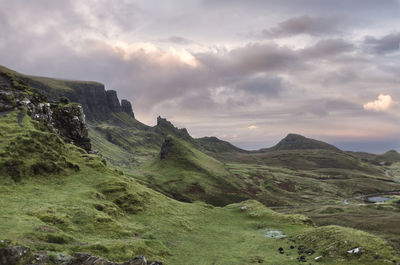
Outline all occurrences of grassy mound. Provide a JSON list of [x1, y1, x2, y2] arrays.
[[0, 110, 80, 182], [140, 135, 248, 205], [296, 225, 399, 264]]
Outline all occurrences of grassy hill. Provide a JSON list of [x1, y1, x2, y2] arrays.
[[3, 109, 398, 264], [262, 133, 341, 152], [1, 65, 400, 264], [139, 135, 248, 206]]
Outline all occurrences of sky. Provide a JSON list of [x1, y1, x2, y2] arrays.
[[1, 0, 400, 153]]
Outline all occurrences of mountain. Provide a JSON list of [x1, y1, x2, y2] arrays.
[[263, 133, 341, 152]]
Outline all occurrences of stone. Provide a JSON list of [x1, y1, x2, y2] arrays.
[[0, 246, 32, 265], [121, 99, 135, 118]]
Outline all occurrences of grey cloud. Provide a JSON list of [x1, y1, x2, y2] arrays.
[[302, 39, 354, 58], [159, 36, 194, 45], [1, 0, 400, 152], [234, 75, 285, 96], [262, 16, 342, 38], [364, 32, 400, 54]]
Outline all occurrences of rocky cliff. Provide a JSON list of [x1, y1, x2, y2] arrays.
[[0, 66, 135, 121], [0, 68, 91, 151]]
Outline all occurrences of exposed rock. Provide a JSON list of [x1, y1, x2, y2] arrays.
[[0, 246, 32, 265], [121, 99, 135, 118], [155, 116, 192, 142], [347, 247, 362, 254], [0, 71, 92, 152], [160, 137, 173, 160], [106, 90, 122, 113], [55, 253, 72, 264]]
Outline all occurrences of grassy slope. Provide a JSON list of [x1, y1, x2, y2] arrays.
[[3, 111, 398, 264], [139, 135, 248, 206]]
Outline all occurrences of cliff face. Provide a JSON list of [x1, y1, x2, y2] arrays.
[[121, 99, 135, 118], [18, 74, 134, 121], [0, 69, 91, 152]]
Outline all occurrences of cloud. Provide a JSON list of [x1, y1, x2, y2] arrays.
[[248, 125, 259, 130], [364, 32, 400, 54], [363, 94, 394, 112], [2, 0, 400, 152], [302, 39, 354, 58], [159, 36, 194, 45], [261, 16, 343, 38]]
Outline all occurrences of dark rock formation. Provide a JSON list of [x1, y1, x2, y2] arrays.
[[121, 99, 135, 118], [0, 246, 32, 265], [0, 71, 91, 152], [160, 137, 173, 160], [155, 116, 192, 142], [106, 90, 122, 113], [1, 66, 137, 122]]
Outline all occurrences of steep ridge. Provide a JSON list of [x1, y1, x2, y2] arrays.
[[141, 135, 248, 206]]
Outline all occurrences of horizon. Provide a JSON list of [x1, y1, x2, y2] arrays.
[[1, 0, 400, 153]]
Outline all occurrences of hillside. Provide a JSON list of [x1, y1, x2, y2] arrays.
[[1, 65, 400, 264], [262, 133, 341, 152], [138, 136, 249, 206]]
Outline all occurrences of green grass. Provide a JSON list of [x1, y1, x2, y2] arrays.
[[139, 135, 248, 205], [2, 110, 398, 264]]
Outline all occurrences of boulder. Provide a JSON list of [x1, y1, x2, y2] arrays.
[[0, 246, 32, 265]]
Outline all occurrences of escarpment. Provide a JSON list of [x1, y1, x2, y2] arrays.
[[0, 68, 91, 151]]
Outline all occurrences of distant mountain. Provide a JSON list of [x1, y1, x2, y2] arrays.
[[348, 149, 400, 165], [262, 133, 341, 152]]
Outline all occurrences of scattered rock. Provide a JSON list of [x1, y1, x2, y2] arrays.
[[306, 249, 315, 255], [314, 255, 323, 261], [347, 247, 361, 254], [278, 247, 284, 254], [297, 255, 307, 262]]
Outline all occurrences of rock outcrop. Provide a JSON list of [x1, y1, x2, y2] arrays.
[[0, 70, 91, 151], [106, 90, 122, 113], [0, 245, 31, 265], [121, 99, 135, 118]]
